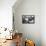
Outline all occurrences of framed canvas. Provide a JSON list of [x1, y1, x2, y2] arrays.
[[22, 15, 35, 24]]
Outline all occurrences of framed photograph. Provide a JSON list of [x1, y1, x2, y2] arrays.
[[22, 15, 35, 24]]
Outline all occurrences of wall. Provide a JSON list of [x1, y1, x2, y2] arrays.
[[13, 0, 41, 46], [0, 0, 16, 30], [41, 0, 46, 46]]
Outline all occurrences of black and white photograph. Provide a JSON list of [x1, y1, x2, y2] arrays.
[[22, 15, 35, 24]]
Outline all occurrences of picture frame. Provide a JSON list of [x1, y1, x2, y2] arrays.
[[22, 15, 35, 24]]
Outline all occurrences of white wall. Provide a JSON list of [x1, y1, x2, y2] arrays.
[[13, 0, 41, 46], [41, 0, 46, 46], [13, 0, 46, 46], [0, 0, 16, 30]]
